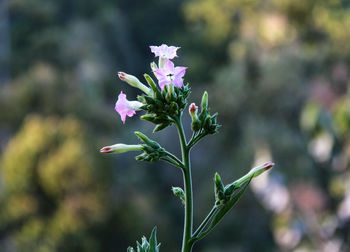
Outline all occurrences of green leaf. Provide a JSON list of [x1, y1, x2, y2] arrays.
[[149, 226, 160, 252]]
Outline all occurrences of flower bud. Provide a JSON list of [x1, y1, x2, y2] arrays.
[[150, 62, 158, 71], [134, 131, 160, 149], [231, 162, 275, 187], [201, 91, 208, 111], [172, 187, 185, 204], [118, 72, 151, 95], [214, 172, 225, 205], [189, 103, 198, 117], [251, 161, 275, 178], [189, 103, 200, 132], [100, 143, 143, 154]]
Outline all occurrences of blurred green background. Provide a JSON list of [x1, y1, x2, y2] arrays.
[[1, 0, 350, 251]]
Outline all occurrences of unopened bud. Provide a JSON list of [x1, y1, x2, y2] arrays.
[[150, 62, 158, 71], [189, 103, 198, 117], [214, 172, 225, 205], [118, 72, 151, 95], [189, 103, 200, 131], [134, 131, 160, 149], [201, 91, 208, 111], [100, 143, 143, 154], [251, 161, 275, 178], [231, 161, 275, 187], [172, 187, 185, 204]]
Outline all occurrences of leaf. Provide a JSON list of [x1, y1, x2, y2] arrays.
[[149, 226, 160, 252]]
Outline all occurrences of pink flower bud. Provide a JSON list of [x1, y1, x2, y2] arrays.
[[100, 143, 143, 154], [117, 72, 150, 94], [189, 103, 198, 117]]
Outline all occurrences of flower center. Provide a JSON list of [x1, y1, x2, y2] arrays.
[[166, 73, 175, 81]]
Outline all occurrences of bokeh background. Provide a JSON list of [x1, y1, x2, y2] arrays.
[[1, 0, 350, 251]]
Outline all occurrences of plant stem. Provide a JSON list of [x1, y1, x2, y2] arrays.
[[175, 116, 193, 252], [192, 206, 217, 239]]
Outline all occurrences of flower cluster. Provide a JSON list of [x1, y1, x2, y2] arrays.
[[114, 44, 187, 124], [100, 44, 274, 252]]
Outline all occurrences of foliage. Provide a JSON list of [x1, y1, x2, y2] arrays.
[[0, 116, 111, 251]]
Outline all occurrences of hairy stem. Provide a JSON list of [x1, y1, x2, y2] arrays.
[[175, 116, 193, 252]]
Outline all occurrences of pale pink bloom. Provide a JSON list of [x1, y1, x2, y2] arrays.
[[153, 60, 187, 89], [150, 44, 180, 59], [115, 91, 143, 123]]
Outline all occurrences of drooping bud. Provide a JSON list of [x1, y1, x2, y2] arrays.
[[172, 187, 185, 204], [118, 72, 151, 95], [201, 91, 208, 111], [100, 143, 143, 154]]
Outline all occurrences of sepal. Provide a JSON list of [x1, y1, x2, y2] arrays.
[[138, 81, 190, 132], [214, 173, 225, 206], [191, 91, 221, 135], [134, 131, 167, 162]]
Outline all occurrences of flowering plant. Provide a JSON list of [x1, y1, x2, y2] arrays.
[[101, 44, 274, 252]]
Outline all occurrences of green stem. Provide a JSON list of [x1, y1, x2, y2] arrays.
[[160, 157, 183, 168], [164, 151, 184, 169], [192, 206, 217, 239], [175, 116, 193, 252]]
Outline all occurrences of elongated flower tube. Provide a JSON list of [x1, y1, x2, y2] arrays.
[[115, 91, 143, 123], [232, 162, 275, 188], [118, 72, 151, 95], [150, 44, 180, 68], [153, 60, 187, 89], [100, 143, 143, 154]]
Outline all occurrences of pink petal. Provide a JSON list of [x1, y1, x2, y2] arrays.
[[153, 69, 166, 79], [173, 77, 183, 88], [164, 60, 175, 72], [159, 79, 169, 89], [174, 66, 187, 78], [114, 91, 136, 124], [150, 46, 160, 57]]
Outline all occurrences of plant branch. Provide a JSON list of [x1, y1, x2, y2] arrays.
[[160, 157, 183, 169], [192, 206, 218, 240], [164, 151, 185, 169]]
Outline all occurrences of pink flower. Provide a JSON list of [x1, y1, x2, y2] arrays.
[[153, 60, 187, 89], [150, 44, 180, 59], [115, 91, 143, 123]]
